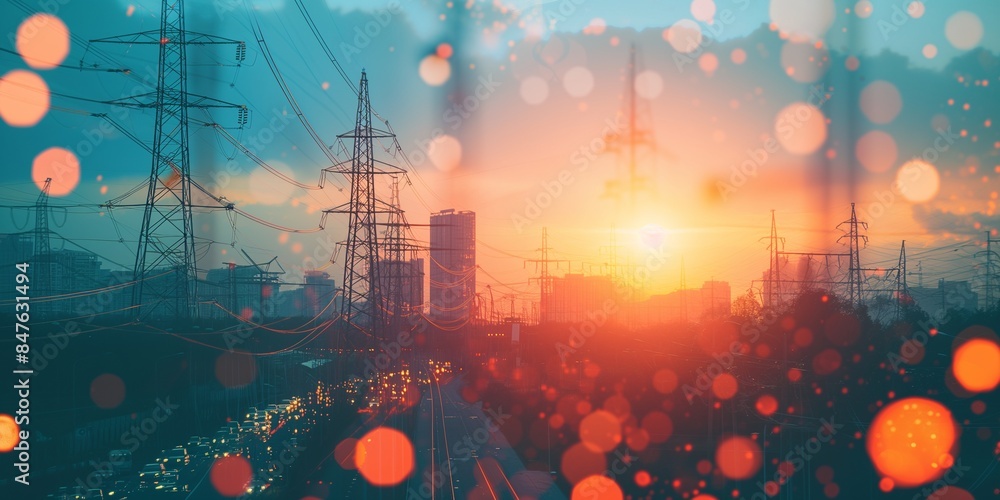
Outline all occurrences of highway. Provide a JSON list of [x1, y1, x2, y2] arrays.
[[410, 368, 565, 500]]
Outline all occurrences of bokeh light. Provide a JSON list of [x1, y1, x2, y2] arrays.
[[866, 397, 957, 488], [855, 130, 898, 173], [16, 14, 70, 69], [711, 373, 738, 399], [32, 147, 80, 196], [419, 55, 451, 86], [634, 70, 663, 99], [427, 134, 463, 172], [666, 19, 702, 54], [0, 70, 50, 127], [755, 394, 778, 417], [775, 102, 828, 155], [90, 373, 126, 409], [951, 338, 1000, 393], [563, 66, 594, 98], [210, 455, 253, 497], [520, 76, 550, 105], [579, 410, 621, 452], [715, 436, 763, 480], [691, 0, 716, 23], [860, 81, 902, 125], [652, 368, 678, 394], [571, 474, 623, 500], [945, 11, 983, 50], [769, 0, 834, 41], [0, 415, 20, 453], [895, 160, 940, 203], [355, 427, 414, 486], [730, 48, 747, 65]]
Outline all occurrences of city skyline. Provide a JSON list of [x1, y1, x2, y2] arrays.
[[1, 1, 998, 308]]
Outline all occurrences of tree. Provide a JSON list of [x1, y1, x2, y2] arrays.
[[732, 289, 762, 320]]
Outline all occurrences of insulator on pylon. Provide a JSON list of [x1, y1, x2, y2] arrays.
[[236, 42, 246, 62], [238, 107, 249, 126]]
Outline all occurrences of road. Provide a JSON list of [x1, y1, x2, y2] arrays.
[[409, 370, 565, 500]]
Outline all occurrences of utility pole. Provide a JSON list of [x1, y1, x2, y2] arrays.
[[837, 203, 868, 309], [525, 228, 568, 324], [92, 0, 245, 320]]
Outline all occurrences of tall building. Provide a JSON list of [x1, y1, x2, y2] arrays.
[[429, 209, 476, 326]]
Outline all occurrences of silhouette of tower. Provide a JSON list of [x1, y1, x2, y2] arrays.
[[838, 203, 868, 309], [92, 0, 245, 319], [325, 71, 402, 338]]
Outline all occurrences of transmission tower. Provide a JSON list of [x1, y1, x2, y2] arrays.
[[33, 178, 52, 308], [977, 231, 1000, 310], [324, 71, 403, 339], [524, 227, 568, 324], [92, 0, 245, 319], [763, 210, 785, 308], [604, 44, 655, 212], [382, 175, 417, 334], [837, 203, 868, 309], [896, 240, 908, 320]]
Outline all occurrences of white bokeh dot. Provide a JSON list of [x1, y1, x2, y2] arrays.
[[634, 70, 663, 99], [562, 66, 594, 98], [945, 11, 983, 50], [520, 76, 550, 105]]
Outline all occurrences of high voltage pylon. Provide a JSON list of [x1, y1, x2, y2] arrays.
[[324, 71, 403, 340], [33, 178, 52, 311], [525, 227, 568, 324], [896, 240, 908, 320], [977, 231, 1000, 310], [838, 203, 868, 309], [92, 0, 245, 319], [382, 175, 421, 335], [604, 44, 655, 212], [764, 209, 785, 308]]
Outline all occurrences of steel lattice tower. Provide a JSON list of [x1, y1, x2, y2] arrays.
[[93, 0, 244, 319], [838, 203, 868, 309], [326, 71, 402, 338], [33, 178, 52, 308], [383, 176, 407, 333]]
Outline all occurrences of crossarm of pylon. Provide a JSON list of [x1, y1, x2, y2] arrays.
[[90, 30, 242, 45]]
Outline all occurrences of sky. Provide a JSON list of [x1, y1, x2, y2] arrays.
[[1, 0, 999, 308]]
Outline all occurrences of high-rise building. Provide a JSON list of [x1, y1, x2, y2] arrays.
[[429, 209, 476, 326]]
